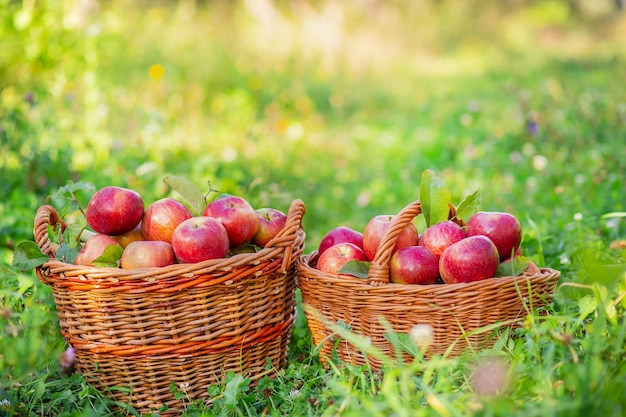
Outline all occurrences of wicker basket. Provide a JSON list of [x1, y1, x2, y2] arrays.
[[297, 200, 560, 370], [34, 199, 306, 415]]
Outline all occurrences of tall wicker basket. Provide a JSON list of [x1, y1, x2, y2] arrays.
[[297, 200, 560, 370], [34, 199, 306, 415]]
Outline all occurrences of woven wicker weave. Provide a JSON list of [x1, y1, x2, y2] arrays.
[[34, 199, 306, 415], [297, 200, 560, 370]]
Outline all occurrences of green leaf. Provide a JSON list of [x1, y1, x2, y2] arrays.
[[578, 295, 597, 321], [57, 242, 81, 264], [224, 374, 247, 408], [163, 175, 207, 216], [48, 181, 96, 217], [12, 241, 51, 271], [91, 244, 124, 268], [601, 212, 626, 219], [455, 188, 481, 223], [383, 331, 419, 357], [495, 255, 532, 277], [64, 222, 86, 248], [337, 260, 370, 278], [419, 169, 451, 227]]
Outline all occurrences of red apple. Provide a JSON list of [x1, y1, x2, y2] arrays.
[[252, 207, 287, 247], [112, 223, 145, 248], [363, 215, 418, 261], [142, 198, 193, 243], [317, 242, 369, 276], [439, 235, 500, 284], [318, 226, 364, 257], [74, 234, 123, 266], [466, 211, 522, 261], [121, 240, 175, 269], [418, 221, 466, 258], [171, 216, 229, 263], [86, 186, 144, 236], [390, 246, 440, 285], [203, 195, 259, 248]]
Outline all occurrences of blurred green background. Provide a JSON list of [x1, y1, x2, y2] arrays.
[[1, 0, 625, 411]]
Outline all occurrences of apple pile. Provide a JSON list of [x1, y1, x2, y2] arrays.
[[73, 181, 288, 269], [315, 170, 541, 284]]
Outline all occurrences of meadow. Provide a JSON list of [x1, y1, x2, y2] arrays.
[[1, 1, 625, 416]]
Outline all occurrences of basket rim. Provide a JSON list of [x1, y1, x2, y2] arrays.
[[33, 199, 306, 282], [297, 250, 561, 294]]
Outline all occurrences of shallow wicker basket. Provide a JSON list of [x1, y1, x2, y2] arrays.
[[34, 199, 306, 415], [297, 200, 560, 370]]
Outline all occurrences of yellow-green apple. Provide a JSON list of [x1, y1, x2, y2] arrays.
[[318, 226, 364, 257], [466, 211, 522, 261], [363, 215, 418, 261], [121, 240, 175, 269], [86, 186, 144, 235], [317, 242, 369, 276], [74, 233, 122, 266], [142, 198, 193, 243], [418, 221, 466, 258], [390, 246, 440, 284], [252, 208, 287, 247], [171, 216, 229, 263], [112, 223, 145, 248], [439, 235, 500, 283], [203, 195, 259, 248]]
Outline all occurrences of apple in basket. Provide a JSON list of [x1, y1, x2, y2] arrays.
[[418, 220, 466, 258], [86, 186, 144, 235], [465, 211, 522, 261], [439, 235, 500, 284], [171, 216, 229, 263], [74, 233, 123, 266], [317, 242, 369, 276], [363, 214, 418, 261], [112, 223, 145, 248], [318, 226, 364, 257], [252, 207, 287, 247], [390, 245, 440, 285], [121, 240, 175, 269], [142, 197, 193, 243], [203, 195, 259, 248]]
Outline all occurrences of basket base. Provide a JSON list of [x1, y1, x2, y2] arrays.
[[75, 334, 291, 415]]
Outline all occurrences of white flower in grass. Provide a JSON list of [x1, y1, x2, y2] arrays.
[[410, 324, 433, 350], [289, 389, 300, 398], [574, 213, 583, 221], [532, 154, 548, 171]]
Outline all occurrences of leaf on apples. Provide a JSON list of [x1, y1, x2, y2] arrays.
[[91, 244, 124, 268], [12, 241, 51, 271], [48, 181, 96, 218], [419, 169, 451, 228], [495, 255, 533, 277], [57, 242, 81, 265], [455, 188, 481, 223], [337, 260, 371, 279], [163, 175, 207, 216]]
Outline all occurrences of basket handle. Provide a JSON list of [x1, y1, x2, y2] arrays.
[[366, 200, 461, 286], [34, 205, 66, 258], [265, 199, 306, 272]]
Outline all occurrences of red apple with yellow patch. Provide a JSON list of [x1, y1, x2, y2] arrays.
[[121, 240, 175, 269]]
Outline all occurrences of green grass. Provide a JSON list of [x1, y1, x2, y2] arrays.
[[1, 1, 625, 416]]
